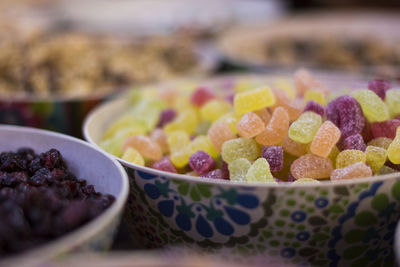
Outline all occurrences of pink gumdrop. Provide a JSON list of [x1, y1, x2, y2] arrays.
[[343, 134, 366, 151], [189, 150, 216, 175], [201, 169, 226, 180], [368, 79, 392, 100], [303, 100, 325, 117], [191, 87, 216, 107], [370, 120, 400, 139], [153, 157, 178, 173], [261, 146, 284, 172]]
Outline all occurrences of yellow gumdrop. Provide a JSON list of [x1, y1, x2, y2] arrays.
[[234, 87, 276, 115], [104, 114, 143, 139], [188, 135, 219, 159], [303, 90, 326, 106], [201, 100, 232, 122], [351, 89, 389, 122], [228, 158, 252, 182], [100, 138, 123, 158], [170, 150, 191, 168], [121, 147, 144, 166], [288, 112, 322, 144], [164, 108, 199, 135], [385, 89, 400, 117], [328, 145, 340, 164], [336, 150, 366, 169], [114, 126, 147, 140], [167, 130, 190, 153], [365, 146, 387, 173], [387, 128, 400, 164], [216, 112, 240, 134]]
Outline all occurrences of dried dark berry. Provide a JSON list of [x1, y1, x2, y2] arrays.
[[40, 149, 65, 170], [29, 168, 51, 186]]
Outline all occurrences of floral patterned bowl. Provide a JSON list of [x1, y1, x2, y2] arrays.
[[0, 125, 129, 266], [84, 74, 400, 266]]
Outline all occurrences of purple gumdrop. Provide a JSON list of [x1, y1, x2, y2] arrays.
[[153, 157, 177, 173], [343, 134, 366, 152], [261, 146, 284, 172], [368, 79, 392, 100], [303, 100, 325, 117], [336, 95, 365, 138], [201, 169, 225, 180], [189, 151, 216, 175], [221, 160, 230, 180], [326, 98, 340, 126], [157, 109, 177, 127]]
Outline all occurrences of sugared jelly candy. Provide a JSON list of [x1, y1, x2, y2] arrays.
[[387, 128, 400, 164], [303, 100, 325, 117], [256, 107, 289, 146], [331, 162, 372, 181], [304, 90, 326, 106], [343, 134, 366, 151], [189, 151, 216, 175], [191, 87, 215, 107], [222, 138, 260, 163], [292, 178, 320, 184], [216, 112, 240, 134], [261, 146, 284, 172], [188, 135, 218, 159], [385, 89, 400, 117], [370, 120, 400, 139], [104, 114, 145, 140], [378, 165, 397, 175], [123, 135, 162, 161], [100, 137, 123, 157], [310, 120, 341, 158], [157, 109, 177, 127], [365, 146, 387, 174], [290, 154, 333, 179], [167, 130, 190, 153], [234, 87, 275, 115], [282, 136, 309, 157], [246, 158, 275, 183], [272, 88, 302, 121], [294, 68, 328, 96], [228, 158, 251, 182], [336, 150, 366, 169], [254, 108, 271, 124], [328, 145, 340, 164], [289, 111, 322, 144], [121, 147, 144, 166], [221, 160, 229, 179], [201, 169, 225, 179], [351, 89, 389, 122], [368, 79, 391, 100], [274, 78, 296, 99], [201, 100, 232, 122], [150, 128, 169, 153], [237, 112, 265, 138], [208, 121, 236, 152], [153, 157, 177, 173], [164, 108, 199, 135], [195, 121, 212, 136], [368, 137, 393, 150]]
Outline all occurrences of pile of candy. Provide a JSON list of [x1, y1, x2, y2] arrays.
[[100, 69, 400, 183]]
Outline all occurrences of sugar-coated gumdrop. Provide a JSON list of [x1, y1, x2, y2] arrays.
[[261, 146, 284, 172], [304, 90, 326, 106], [331, 162, 372, 181], [256, 107, 289, 145], [191, 87, 216, 106], [150, 129, 169, 153], [153, 157, 178, 173], [188, 135, 218, 159], [303, 100, 325, 117], [368, 137, 393, 150], [254, 108, 271, 124], [122, 147, 144, 166], [292, 178, 321, 184], [222, 138, 260, 163], [365, 146, 387, 174], [378, 165, 397, 175], [387, 128, 400, 164], [289, 111, 322, 144], [290, 154, 333, 179], [234, 87, 275, 115], [123, 135, 162, 161], [201, 100, 232, 122], [237, 112, 265, 138], [272, 88, 302, 121], [208, 121, 236, 152], [351, 89, 389, 122], [343, 134, 366, 151], [164, 108, 199, 135], [157, 109, 177, 127], [310, 120, 341, 158], [336, 150, 366, 169], [100, 137, 123, 157], [367, 79, 391, 100], [274, 78, 296, 99], [370, 120, 400, 139], [167, 130, 190, 153], [228, 158, 252, 182], [216, 112, 240, 134], [189, 150, 216, 175], [328, 145, 340, 164], [294, 68, 328, 96], [245, 158, 275, 183], [282, 136, 309, 157], [385, 89, 400, 117], [201, 169, 226, 179]]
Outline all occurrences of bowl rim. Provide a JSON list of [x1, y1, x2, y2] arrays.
[[0, 125, 129, 265], [83, 72, 400, 189]]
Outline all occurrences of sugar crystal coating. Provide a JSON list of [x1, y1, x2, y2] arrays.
[[368, 137, 393, 150], [222, 138, 260, 163], [365, 146, 387, 174], [331, 162, 372, 181], [246, 158, 275, 183], [289, 111, 322, 144], [261, 146, 284, 172], [387, 128, 400, 164], [228, 158, 251, 182], [282, 136, 309, 157], [234, 87, 276, 115], [310, 120, 341, 158], [343, 134, 366, 151], [153, 157, 178, 173], [290, 154, 333, 179], [336, 95, 365, 138], [351, 89, 389, 122], [123, 135, 162, 161], [237, 112, 265, 138], [336, 150, 366, 169], [201, 169, 225, 180], [256, 107, 289, 146], [208, 121, 236, 152], [385, 89, 400, 117], [370, 120, 400, 139], [367, 79, 391, 100], [303, 100, 325, 117], [189, 151, 216, 175]]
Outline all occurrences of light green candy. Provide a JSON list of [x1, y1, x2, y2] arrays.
[[100, 137, 123, 157], [228, 158, 252, 182], [129, 99, 167, 132], [351, 89, 389, 122], [288, 112, 322, 144], [245, 158, 275, 183], [385, 89, 400, 117], [365, 146, 387, 174], [221, 138, 260, 163]]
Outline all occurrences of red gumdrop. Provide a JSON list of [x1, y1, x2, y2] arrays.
[[191, 87, 216, 107], [261, 146, 284, 172], [153, 157, 177, 173], [370, 120, 400, 139]]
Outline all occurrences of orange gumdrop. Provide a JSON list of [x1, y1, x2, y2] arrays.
[[150, 128, 169, 154], [255, 106, 289, 146], [331, 162, 372, 181], [282, 136, 309, 157], [310, 121, 341, 158], [254, 108, 271, 124], [236, 112, 265, 138], [272, 88, 302, 122], [290, 154, 333, 179], [123, 135, 162, 161], [208, 121, 236, 152], [294, 69, 329, 97]]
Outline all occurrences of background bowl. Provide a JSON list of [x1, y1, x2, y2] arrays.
[[84, 74, 400, 266], [0, 125, 128, 266]]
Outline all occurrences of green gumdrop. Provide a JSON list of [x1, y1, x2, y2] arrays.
[[385, 89, 400, 117], [288, 112, 322, 144], [228, 158, 251, 182], [100, 137, 123, 157], [130, 99, 167, 132], [245, 158, 274, 183], [221, 138, 260, 163], [351, 89, 389, 122]]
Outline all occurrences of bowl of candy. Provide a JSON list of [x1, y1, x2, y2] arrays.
[[84, 70, 400, 266], [0, 24, 210, 137], [0, 125, 128, 266]]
